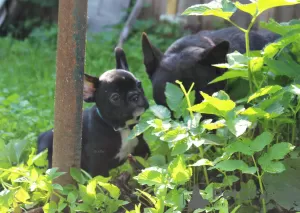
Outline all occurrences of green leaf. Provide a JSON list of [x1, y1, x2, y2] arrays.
[[150, 105, 171, 119], [190, 159, 214, 167], [168, 155, 192, 184], [78, 184, 95, 205], [214, 197, 229, 213], [182, 0, 236, 21], [201, 92, 236, 111], [235, 1, 258, 16], [128, 122, 150, 140], [135, 167, 166, 186], [258, 142, 295, 173], [46, 168, 66, 180], [250, 131, 273, 152], [260, 18, 300, 36], [171, 140, 190, 156], [67, 191, 78, 204], [43, 201, 57, 213], [263, 159, 300, 211], [15, 187, 30, 204], [265, 142, 295, 160], [226, 139, 253, 156], [256, 0, 300, 14], [264, 57, 300, 78], [226, 117, 252, 137], [222, 175, 239, 187], [70, 167, 85, 184], [165, 83, 184, 111], [213, 160, 256, 174], [98, 182, 120, 199], [209, 70, 248, 84], [248, 85, 282, 102], [160, 127, 188, 142], [32, 150, 48, 167], [235, 180, 257, 204], [165, 189, 186, 210]]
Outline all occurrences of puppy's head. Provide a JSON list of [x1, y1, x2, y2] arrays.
[[141, 33, 229, 106], [83, 47, 149, 130]]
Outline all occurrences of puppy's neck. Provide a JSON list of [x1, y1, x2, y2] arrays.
[[95, 106, 138, 132]]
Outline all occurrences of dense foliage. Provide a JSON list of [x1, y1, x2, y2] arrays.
[[1, 0, 300, 212]]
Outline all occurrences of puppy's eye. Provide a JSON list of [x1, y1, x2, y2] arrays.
[[110, 93, 120, 103], [130, 94, 139, 102]]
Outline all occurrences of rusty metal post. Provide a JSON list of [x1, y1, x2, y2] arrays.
[[52, 0, 88, 187]]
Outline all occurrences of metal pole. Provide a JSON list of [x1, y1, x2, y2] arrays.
[[52, 0, 87, 187]]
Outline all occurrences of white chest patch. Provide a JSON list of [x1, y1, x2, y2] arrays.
[[115, 128, 138, 161]]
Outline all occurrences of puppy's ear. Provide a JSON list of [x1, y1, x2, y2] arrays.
[[115, 47, 129, 71], [200, 41, 230, 65], [83, 74, 99, 102], [142, 32, 163, 78]]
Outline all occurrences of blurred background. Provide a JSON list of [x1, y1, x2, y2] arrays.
[[0, 0, 299, 150]]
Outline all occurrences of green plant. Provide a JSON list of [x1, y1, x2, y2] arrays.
[[123, 1, 300, 212]]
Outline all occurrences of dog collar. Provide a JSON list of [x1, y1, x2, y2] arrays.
[[96, 107, 129, 131], [96, 107, 103, 119]]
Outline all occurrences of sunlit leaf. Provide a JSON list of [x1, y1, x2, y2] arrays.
[[168, 155, 192, 184], [182, 0, 236, 20], [190, 159, 214, 167], [248, 85, 282, 102], [135, 167, 166, 186], [209, 70, 248, 84]]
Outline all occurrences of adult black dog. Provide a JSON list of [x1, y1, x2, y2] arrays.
[[37, 48, 150, 177], [142, 27, 280, 106]]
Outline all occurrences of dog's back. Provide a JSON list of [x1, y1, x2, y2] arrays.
[[166, 27, 280, 55]]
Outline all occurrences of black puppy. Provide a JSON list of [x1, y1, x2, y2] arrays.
[[142, 27, 280, 106], [37, 48, 150, 177]]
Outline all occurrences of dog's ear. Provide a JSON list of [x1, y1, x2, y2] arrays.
[[142, 32, 163, 78], [115, 47, 129, 71], [83, 74, 99, 102], [200, 41, 230, 65]]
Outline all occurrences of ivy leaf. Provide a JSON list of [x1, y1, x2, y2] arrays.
[[70, 168, 85, 184], [135, 167, 166, 186], [78, 184, 94, 205], [97, 182, 120, 199], [128, 122, 150, 140], [168, 155, 192, 184], [226, 139, 253, 156], [257, 0, 300, 14], [67, 191, 78, 204], [171, 140, 190, 156], [190, 159, 214, 167], [226, 117, 252, 137], [209, 70, 248, 84], [182, 0, 236, 21], [201, 92, 236, 111], [250, 132, 273, 152], [165, 83, 184, 111], [258, 142, 295, 173], [43, 201, 57, 213], [235, 1, 258, 16], [248, 85, 282, 103], [213, 160, 256, 174], [261, 18, 300, 36], [263, 159, 300, 211], [15, 187, 30, 204], [265, 142, 295, 160], [150, 105, 171, 119], [160, 127, 188, 142]]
